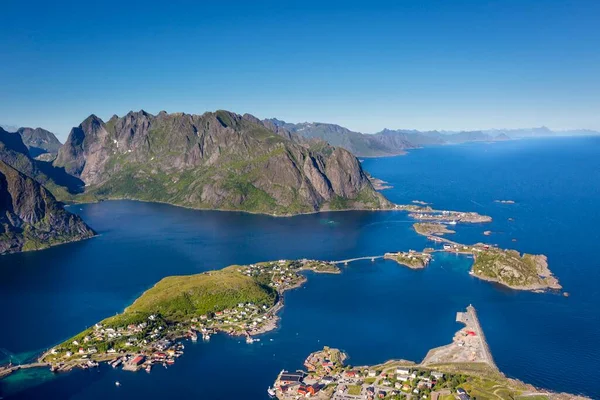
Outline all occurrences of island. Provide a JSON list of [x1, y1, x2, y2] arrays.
[[413, 222, 455, 236], [471, 247, 561, 291], [407, 209, 492, 224], [384, 251, 432, 269], [270, 306, 587, 400], [495, 200, 516, 204]]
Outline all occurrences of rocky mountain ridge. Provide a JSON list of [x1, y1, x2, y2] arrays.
[[0, 160, 94, 254], [54, 110, 391, 215]]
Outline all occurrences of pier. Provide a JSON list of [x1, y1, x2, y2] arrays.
[[457, 305, 498, 371], [0, 362, 50, 378]]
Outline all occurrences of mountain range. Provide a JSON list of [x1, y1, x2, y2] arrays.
[[266, 120, 599, 157], [2, 111, 598, 255]]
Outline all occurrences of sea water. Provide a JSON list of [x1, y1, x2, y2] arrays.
[[1, 137, 599, 399]]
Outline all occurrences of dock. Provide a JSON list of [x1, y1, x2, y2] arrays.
[[0, 362, 50, 378]]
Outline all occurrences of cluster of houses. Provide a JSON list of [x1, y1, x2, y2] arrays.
[[240, 260, 306, 289], [410, 210, 491, 224], [272, 347, 475, 400]]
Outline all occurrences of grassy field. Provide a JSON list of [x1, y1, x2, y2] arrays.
[[126, 266, 277, 319], [347, 385, 362, 395]]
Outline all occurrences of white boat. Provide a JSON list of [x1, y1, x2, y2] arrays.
[[267, 386, 276, 398], [191, 333, 198, 342], [449, 220, 457, 225], [115, 381, 121, 387], [203, 334, 210, 341], [246, 336, 254, 344]]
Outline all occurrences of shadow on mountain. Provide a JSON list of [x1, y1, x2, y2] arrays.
[[36, 161, 85, 194]]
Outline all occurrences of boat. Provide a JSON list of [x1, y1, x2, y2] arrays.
[[166, 359, 175, 365], [115, 381, 121, 387], [190, 332, 198, 342], [203, 334, 210, 341], [267, 386, 276, 398], [449, 220, 457, 225], [246, 336, 254, 344], [145, 365, 152, 373]]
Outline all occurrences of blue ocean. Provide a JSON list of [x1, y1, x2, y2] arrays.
[[1, 137, 599, 399]]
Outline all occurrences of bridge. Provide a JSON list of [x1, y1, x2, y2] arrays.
[[330, 255, 384, 265]]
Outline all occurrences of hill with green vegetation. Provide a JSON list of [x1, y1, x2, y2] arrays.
[[126, 266, 277, 319], [54, 110, 391, 215]]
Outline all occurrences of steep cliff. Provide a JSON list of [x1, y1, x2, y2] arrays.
[[54, 110, 391, 215], [0, 161, 95, 254]]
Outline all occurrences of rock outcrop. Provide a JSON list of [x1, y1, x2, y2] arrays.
[[54, 110, 391, 215], [0, 160, 95, 254]]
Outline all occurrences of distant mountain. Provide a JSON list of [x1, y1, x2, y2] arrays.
[[482, 126, 600, 138], [0, 124, 19, 132], [17, 127, 62, 158], [276, 119, 600, 157], [0, 127, 84, 198], [54, 110, 391, 215], [378, 129, 500, 145], [0, 160, 94, 254], [264, 119, 414, 157]]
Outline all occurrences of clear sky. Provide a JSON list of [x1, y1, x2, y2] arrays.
[[1, 0, 599, 140]]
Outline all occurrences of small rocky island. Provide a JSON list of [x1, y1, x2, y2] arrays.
[[271, 306, 586, 400], [471, 247, 561, 291], [413, 222, 455, 236], [384, 251, 432, 269]]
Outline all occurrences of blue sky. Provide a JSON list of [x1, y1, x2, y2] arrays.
[[1, 0, 599, 140]]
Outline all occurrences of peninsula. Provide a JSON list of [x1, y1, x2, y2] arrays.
[[31, 259, 339, 373], [270, 306, 587, 400]]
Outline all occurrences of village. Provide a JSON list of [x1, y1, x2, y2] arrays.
[[271, 346, 472, 400], [408, 210, 492, 224], [34, 259, 341, 375]]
